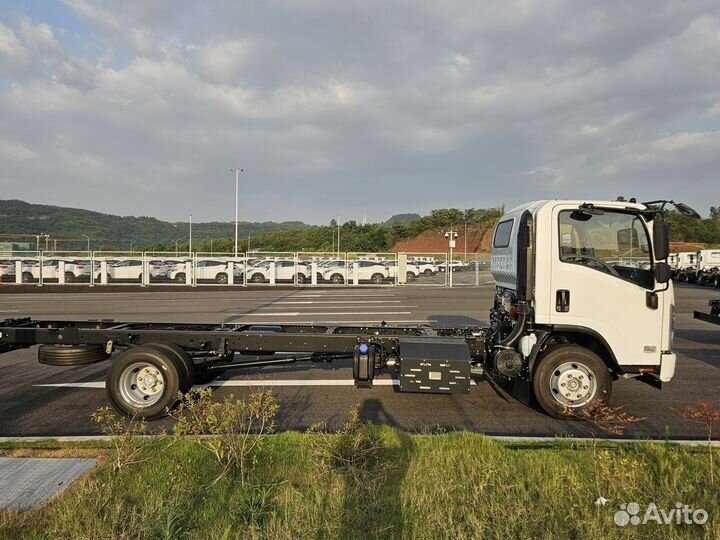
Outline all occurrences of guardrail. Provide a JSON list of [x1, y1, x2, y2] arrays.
[[0, 251, 490, 288]]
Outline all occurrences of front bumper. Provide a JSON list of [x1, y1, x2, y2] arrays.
[[659, 352, 676, 382]]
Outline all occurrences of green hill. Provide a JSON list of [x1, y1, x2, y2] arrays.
[[383, 213, 421, 226], [0, 199, 311, 250]]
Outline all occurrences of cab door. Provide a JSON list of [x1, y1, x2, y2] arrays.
[[548, 204, 664, 367]]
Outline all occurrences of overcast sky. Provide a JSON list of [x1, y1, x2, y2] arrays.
[[1, 1, 719, 224]]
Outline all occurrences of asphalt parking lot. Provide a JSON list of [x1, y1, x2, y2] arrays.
[[0, 280, 718, 439]]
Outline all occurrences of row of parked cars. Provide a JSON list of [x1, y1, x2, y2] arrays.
[[0, 257, 488, 284]]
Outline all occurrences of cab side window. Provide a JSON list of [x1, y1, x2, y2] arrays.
[[559, 210, 653, 289]]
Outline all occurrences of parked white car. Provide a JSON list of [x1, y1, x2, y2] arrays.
[[0, 260, 17, 281], [322, 260, 390, 284], [96, 260, 144, 282], [169, 260, 232, 284], [246, 259, 311, 283], [384, 260, 421, 281], [411, 260, 439, 275], [25, 259, 88, 283]]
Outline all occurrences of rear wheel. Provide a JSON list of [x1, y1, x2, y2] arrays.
[[215, 272, 228, 284], [423, 269, 432, 276], [143, 342, 194, 392], [250, 273, 265, 283], [296, 273, 306, 284], [370, 273, 384, 284], [532, 345, 611, 419], [406, 272, 416, 282], [106, 346, 183, 419], [21, 272, 33, 283], [330, 273, 345, 284], [64, 272, 75, 283], [174, 273, 186, 283]]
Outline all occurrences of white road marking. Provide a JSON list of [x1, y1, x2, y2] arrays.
[[35, 378, 478, 389], [271, 300, 404, 304], [231, 311, 413, 316], [223, 320, 436, 324]]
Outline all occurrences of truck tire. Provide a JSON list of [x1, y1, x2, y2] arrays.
[[532, 345, 611, 419], [106, 346, 183, 419], [143, 342, 194, 392], [38, 344, 109, 366]]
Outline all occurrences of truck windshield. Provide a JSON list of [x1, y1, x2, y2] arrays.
[[559, 210, 653, 289]]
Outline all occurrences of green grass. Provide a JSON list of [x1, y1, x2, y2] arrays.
[[1, 430, 719, 540]]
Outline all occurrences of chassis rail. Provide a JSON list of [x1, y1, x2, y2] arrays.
[[0, 317, 487, 360], [694, 299, 720, 326]]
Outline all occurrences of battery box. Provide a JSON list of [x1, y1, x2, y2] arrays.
[[398, 337, 471, 394]]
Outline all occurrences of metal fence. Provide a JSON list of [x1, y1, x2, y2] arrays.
[[0, 251, 492, 288]]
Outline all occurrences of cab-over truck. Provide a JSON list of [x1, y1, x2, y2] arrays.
[[0, 199, 697, 420]]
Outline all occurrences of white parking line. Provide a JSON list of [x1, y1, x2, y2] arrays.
[[231, 311, 413, 316], [272, 300, 404, 304], [35, 378, 477, 389], [224, 320, 436, 324]]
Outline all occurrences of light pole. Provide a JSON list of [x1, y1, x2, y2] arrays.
[[444, 230, 459, 287], [174, 239, 180, 256], [189, 214, 192, 255], [336, 215, 340, 258], [464, 220, 467, 262], [82, 234, 90, 253], [206, 236, 213, 255], [231, 168, 243, 257], [130, 241, 134, 253]]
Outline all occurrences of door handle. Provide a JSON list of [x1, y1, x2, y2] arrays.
[[556, 289, 570, 312]]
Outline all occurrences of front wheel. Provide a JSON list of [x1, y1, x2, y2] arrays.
[[296, 273, 306, 284], [22, 272, 34, 283], [250, 273, 265, 283], [532, 345, 611, 419], [330, 273, 345, 284]]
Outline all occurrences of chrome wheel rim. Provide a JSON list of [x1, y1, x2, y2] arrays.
[[118, 361, 165, 407], [549, 361, 597, 407]]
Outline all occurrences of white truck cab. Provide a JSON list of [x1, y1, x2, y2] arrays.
[[490, 199, 680, 417]]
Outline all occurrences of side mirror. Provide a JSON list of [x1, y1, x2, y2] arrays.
[[654, 261, 672, 284], [653, 220, 670, 260]]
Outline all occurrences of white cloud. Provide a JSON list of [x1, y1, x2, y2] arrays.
[[1, 0, 719, 222], [0, 23, 29, 65], [18, 16, 62, 51]]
